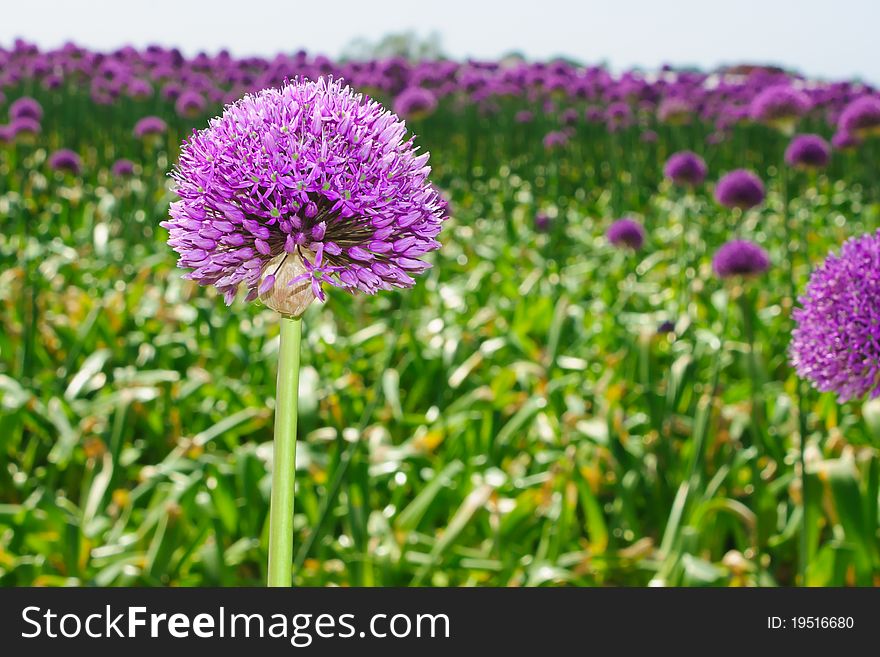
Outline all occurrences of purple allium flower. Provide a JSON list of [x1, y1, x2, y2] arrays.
[[560, 108, 579, 126], [9, 116, 40, 138], [656, 97, 692, 124], [392, 87, 437, 119], [714, 169, 765, 210], [0, 124, 12, 144], [47, 149, 82, 175], [9, 96, 43, 122], [542, 130, 569, 150], [784, 133, 831, 169], [712, 239, 770, 278], [175, 90, 206, 117], [791, 231, 880, 401], [664, 150, 707, 187], [515, 110, 534, 123], [606, 217, 645, 250], [831, 130, 860, 151], [133, 116, 167, 138], [534, 211, 551, 233], [111, 158, 136, 177], [749, 84, 811, 127], [162, 78, 446, 314], [640, 130, 658, 143], [838, 95, 880, 138]]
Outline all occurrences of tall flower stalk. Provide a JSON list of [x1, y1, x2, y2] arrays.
[[162, 78, 447, 586], [267, 315, 302, 587]]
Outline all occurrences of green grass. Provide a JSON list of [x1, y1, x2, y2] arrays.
[[1, 83, 879, 586]]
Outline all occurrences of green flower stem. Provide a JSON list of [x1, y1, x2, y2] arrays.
[[267, 314, 302, 587]]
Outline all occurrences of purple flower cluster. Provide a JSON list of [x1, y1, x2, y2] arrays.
[[714, 169, 765, 210], [47, 148, 82, 175], [712, 239, 770, 278], [393, 87, 438, 119], [162, 78, 446, 312], [133, 116, 167, 138], [838, 96, 880, 137], [785, 134, 831, 169], [791, 231, 880, 401], [606, 218, 645, 250], [749, 84, 811, 127], [664, 150, 707, 187]]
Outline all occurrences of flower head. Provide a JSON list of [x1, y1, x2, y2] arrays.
[[832, 130, 860, 151], [112, 158, 136, 177], [9, 96, 43, 122], [712, 239, 770, 278], [534, 211, 551, 233], [392, 87, 437, 119], [791, 230, 880, 401], [47, 149, 82, 175], [163, 77, 446, 314], [714, 169, 765, 210], [606, 217, 645, 250], [784, 133, 831, 169], [133, 116, 167, 138], [838, 95, 880, 138], [749, 84, 810, 128], [664, 150, 708, 187], [542, 130, 569, 150], [175, 90, 206, 117]]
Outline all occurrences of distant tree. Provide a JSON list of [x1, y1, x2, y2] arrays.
[[342, 31, 445, 61]]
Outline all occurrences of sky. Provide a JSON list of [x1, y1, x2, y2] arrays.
[[2, 0, 878, 83]]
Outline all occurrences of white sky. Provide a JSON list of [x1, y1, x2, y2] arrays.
[[3, 0, 877, 83]]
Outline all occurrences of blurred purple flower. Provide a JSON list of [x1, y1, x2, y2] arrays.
[[133, 115, 167, 138], [607, 217, 645, 250], [47, 148, 82, 175], [714, 169, 765, 210], [712, 239, 770, 278], [9, 96, 43, 121], [784, 133, 831, 169], [664, 151, 707, 187]]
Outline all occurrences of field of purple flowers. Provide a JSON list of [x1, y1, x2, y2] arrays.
[[1, 39, 880, 586]]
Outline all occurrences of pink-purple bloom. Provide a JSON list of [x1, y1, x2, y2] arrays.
[[712, 240, 770, 278], [784, 134, 831, 169], [664, 151, 708, 187], [606, 218, 645, 250], [47, 149, 82, 175], [133, 116, 167, 138], [714, 169, 765, 210], [838, 96, 880, 137], [163, 77, 446, 307], [111, 158, 136, 177], [393, 87, 438, 119], [749, 84, 811, 126], [9, 96, 43, 122], [791, 231, 880, 401]]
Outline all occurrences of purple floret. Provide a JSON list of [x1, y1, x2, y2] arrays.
[[162, 77, 447, 307], [791, 230, 880, 401], [714, 169, 765, 210], [9, 96, 43, 121], [712, 239, 770, 278], [47, 148, 82, 174], [393, 87, 437, 119], [664, 150, 707, 187], [112, 158, 136, 177], [606, 218, 645, 250], [838, 96, 880, 137], [749, 84, 811, 125], [133, 115, 167, 138], [784, 134, 830, 169]]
